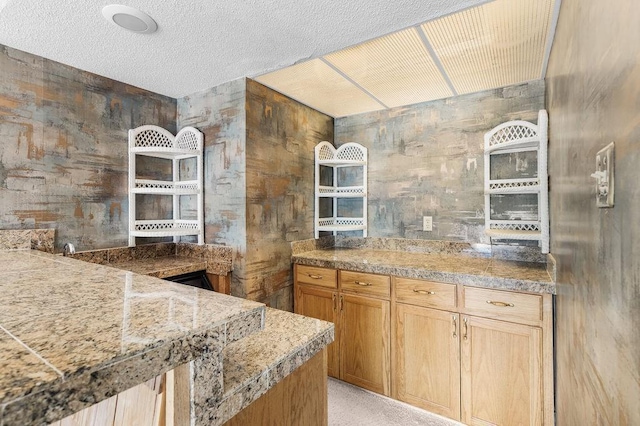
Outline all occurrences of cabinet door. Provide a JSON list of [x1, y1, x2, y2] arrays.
[[340, 293, 390, 396], [295, 285, 340, 378], [395, 304, 460, 421], [461, 316, 542, 426]]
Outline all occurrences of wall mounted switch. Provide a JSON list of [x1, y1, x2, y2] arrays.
[[423, 216, 433, 232], [590, 142, 614, 208]]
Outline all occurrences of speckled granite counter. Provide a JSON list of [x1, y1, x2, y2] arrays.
[[293, 248, 555, 294], [0, 250, 264, 426], [68, 242, 233, 277], [215, 308, 333, 424]]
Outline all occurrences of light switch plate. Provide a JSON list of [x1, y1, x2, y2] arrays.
[[422, 216, 433, 232], [594, 142, 614, 208]]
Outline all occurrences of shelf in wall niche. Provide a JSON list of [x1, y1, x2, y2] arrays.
[[132, 179, 200, 195], [129, 147, 202, 159], [485, 229, 542, 241], [317, 159, 367, 167], [317, 185, 366, 198], [317, 217, 367, 233], [130, 220, 201, 238], [485, 179, 540, 194]]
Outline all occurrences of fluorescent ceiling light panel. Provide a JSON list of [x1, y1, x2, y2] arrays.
[[324, 27, 453, 108], [422, 0, 556, 94], [255, 58, 385, 118]]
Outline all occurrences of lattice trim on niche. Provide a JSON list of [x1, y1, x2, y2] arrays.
[[135, 129, 173, 148], [316, 141, 367, 162], [135, 222, 200, 231], [488, 123, 537, 147], [489, 181, 539, 190], [175, 129, 200, 150], [490, 223, 540, 232]]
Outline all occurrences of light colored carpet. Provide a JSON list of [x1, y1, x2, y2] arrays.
[[328, 378, 464, 426]]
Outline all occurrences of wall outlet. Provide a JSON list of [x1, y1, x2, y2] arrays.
[[423, 216, 433, 232]]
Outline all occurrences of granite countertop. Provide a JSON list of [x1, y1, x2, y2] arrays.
[[293, 247, 555, 294], [109, 255, 208, 278], [215, 308, 333, 423], [67, 242, 234, 277], [0, 250, 264, 426]]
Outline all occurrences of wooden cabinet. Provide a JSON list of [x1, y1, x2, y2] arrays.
[[394, 277, 552, 425], [460, 316, 542, 426], [294, 265, 391, 395], [295, 264, 553, 425], [340, 293, 390, 395], [395, 304, 460, 420], [295, 284, 340, 378]]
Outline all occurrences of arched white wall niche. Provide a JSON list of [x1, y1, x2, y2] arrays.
[[314, 141, 368, 239], [128, 125, 204, 247], [484, 110, 549, 253]]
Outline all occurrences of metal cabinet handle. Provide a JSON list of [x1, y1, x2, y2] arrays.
[[308, 273, 323, 279], [332, 293, 337, 311], [354, 281, 372, 286], [463, 317, 468, 340], [486, 300, 515, 307], [340, 295, 344, 312], [413, 289, 435, 295], [452, 315, 457, 338]]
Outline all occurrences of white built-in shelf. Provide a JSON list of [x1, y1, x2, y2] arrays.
[[317, 185, 366, 198], [485, 229, 542, 240], [128, 125, 204, 247], [314, 142, 368, 238], [132, 179, 200, 195], [129, 147, 202, 159], [317, 159, 367, 167], [484, 110, 549, 253], [130, 219, 201, 238]]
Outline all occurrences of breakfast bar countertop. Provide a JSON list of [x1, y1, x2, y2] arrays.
[[292, 247, 555, 294], [0, 249, 265, 426]]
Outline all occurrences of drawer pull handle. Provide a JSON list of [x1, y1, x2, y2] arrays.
[[413, 289, 435, 295], [340, 295, 344, 312], [307, 274, 323, 279], [354, 281, 372, 286], [486, 300, 515, 307]]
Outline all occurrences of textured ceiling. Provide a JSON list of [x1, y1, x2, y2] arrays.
[[256, 0, 561, 117], [0, 0, 488, 98]]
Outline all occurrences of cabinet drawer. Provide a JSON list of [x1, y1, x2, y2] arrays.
[[394, 277, 456, 310], [462, 286, 542, 325], [340, 270, 390, 299], [295, 265, 337, 289]]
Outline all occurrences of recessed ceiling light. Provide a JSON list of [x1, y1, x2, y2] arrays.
[[102, 5, 157, 34]]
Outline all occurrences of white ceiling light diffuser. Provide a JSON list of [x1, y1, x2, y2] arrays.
[[324, 27, 453, 108], [422, 0, 555, 94], [255, 59, 385, 118], [102, 4, 158, 34]]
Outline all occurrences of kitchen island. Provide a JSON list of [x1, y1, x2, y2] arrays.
[[0, 231, 333, 426]]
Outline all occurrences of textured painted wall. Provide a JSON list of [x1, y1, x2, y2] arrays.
[[335, 81, 545, 244], [245, 79, 333, 309], [546, 0, 640, 423], [0, 45, 176, 250], [178, 79, 333, 308], [177, 79, 247, 296]]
